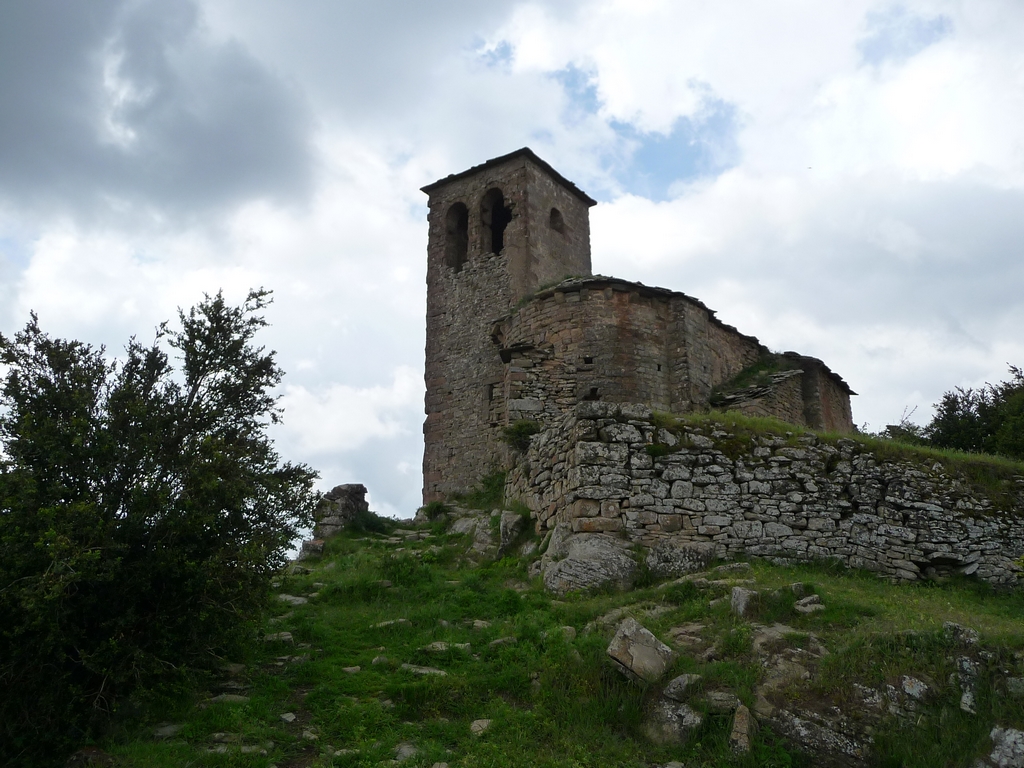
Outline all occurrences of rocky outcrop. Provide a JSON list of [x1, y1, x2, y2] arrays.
[[539, 523, 638, 595], [313, 484, 369, 539]]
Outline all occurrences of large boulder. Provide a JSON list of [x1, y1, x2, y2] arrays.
[[540, 523, 637, 595], [313, 484, 369, 538], [644, 540, 716, 579], [498, 510, 526, 555], [643, 698, 703, 745], [606, 618, 676, 683]]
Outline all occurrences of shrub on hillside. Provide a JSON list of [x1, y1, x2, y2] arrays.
[[925, 366, 1024, 460], [0, 290, 318, 766]]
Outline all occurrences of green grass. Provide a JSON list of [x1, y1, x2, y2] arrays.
[[90, 530, 1024, 768]]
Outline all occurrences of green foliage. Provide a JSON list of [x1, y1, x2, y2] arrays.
[[422, 500, 452, 521], [708, 352, 794, 405], [75, 524, 1024, 768], [347, 506, 391, 534], [455, 471, 506, 510], [0, 290, 318, 766], [925, 365, 1024, 460], [501, 419, 541, 452]]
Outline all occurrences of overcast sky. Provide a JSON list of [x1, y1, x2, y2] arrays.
[[2, 0, 1022, 518]]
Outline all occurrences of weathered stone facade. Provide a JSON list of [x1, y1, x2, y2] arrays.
[[422, 149, 854, 503], [506, 402, 1024, 587]]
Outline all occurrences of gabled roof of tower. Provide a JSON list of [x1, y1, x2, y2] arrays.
[[421, 147, 598, 206]]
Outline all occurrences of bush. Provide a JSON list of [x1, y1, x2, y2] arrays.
[[501, 419, 541, 452], [0, 290, 318, 765], [925, 366, 1024, 460]]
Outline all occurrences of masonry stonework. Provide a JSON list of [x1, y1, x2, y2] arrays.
[[422, 149, 854, 503], [506, 403, 1024, 587]]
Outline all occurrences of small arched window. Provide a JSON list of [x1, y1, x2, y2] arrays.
[[549, 207, 565, 234], [480, 188, 512, 254], [444, 202, 469, 271]]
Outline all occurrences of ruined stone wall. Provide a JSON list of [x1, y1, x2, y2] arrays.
[[506, 402, 1024, 587], [497, 278, 765, 428], [730, 372, 806, 425]]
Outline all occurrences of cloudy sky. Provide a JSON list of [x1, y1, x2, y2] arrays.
[[2, 0, 1022, 518]]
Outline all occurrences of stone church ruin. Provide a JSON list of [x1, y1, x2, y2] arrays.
[[421, 148, 854, 503]]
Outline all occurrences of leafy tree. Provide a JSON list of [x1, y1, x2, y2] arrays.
[[925, 365, 1024, 460], [0, 290, 318, 766]]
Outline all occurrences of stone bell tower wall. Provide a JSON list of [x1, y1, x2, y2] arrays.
[[421, 149, 596, 503]]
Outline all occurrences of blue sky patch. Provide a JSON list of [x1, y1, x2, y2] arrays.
[[858, 5, 953, 65], [476, 39, 514, 70], [552, 64, 601, 117], [610, 100, 740, 201]]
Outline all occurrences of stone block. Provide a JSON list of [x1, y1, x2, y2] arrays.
[[573, 517, 623, 533], [576, 441, 628, 466], [658, 514, 683, 532], [572, 499, 601, 518], [600, 423, 644, 443], [670, 481, 693, 499]]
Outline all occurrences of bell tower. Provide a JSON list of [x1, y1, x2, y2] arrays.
[[421, 148, 597, 503]]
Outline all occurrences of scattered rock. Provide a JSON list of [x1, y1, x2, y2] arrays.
[[704, 691, 741, 712], [373, 618, 410, 628], [644, 540, 716, 579], [984, 726, 1024, 767], [470, 719, 492, 735], [209, 733, 241, 744], [643, 699, 703, 745], [488, 637, 516, 648], [944, 621, 980, 647], [606, 618, 676, 683], [471, 619, 491, 630], [394, 741, 418, 761], [794, 594, 825, 614], [342, 666, 360, 674], [731, 587, 760, 618], [372, 655, 389, 665], [729, 704, 757, 753], [900, 676, 930, 701], [302, 729, 318, 741], [1006, 678, 1024, 697], [663, 673, 702, 702], [221, 662, 245, 675], [153, 723, 183, 739], [760, 657, 811, 694], [767, 708, 869, 764], [753, 692, 774, 719], [264, 632, 293, 644], [65, 747, 116, 766], [401, 663, 447, 676], [280, 712, 296, 723], [421, 641, 470, 652]]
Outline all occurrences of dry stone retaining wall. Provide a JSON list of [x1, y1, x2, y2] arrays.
[[506, 402, 1024, 587]]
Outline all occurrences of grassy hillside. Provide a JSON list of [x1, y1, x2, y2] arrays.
[[89, 515, 1024, 768]]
